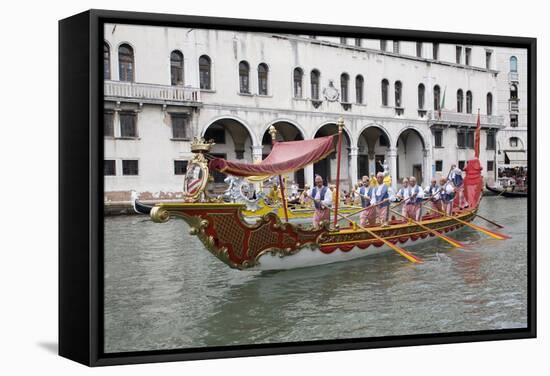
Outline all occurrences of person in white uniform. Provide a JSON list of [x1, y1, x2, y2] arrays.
[[309, 175, 332, 229]]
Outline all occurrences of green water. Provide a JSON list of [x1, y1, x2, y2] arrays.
[[103, 196, 528, 353]]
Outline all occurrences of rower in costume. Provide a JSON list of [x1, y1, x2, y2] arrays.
[[440, 177, 455, 215], [425, 178, 442, 213], [357, 175, 376, 226], [310, 175, 332, 229], [405, 176, 424, 221], [395, 177, 411, 218], [373, 172, 390, 227]]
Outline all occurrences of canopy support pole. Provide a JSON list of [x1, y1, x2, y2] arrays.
[[269, 125, 289, 222], [278, 175, 289, 222], [333, 117, 344, 227]]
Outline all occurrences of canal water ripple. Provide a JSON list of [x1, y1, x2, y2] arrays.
[[103, 196, 528, 353]]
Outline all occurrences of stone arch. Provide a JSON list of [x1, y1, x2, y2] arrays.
[[201, 115, 260, 146], [357, 122, 393, 149], [312, 122, 352, 186], [508, 136, 525, 150], [395, 125, 429, 149], [261, 118, 307, 142], [395, 126, 429, 185], [356, 123, 393, 179], [313, 120, 353, 145], [261, 119, 307, 187], [201, 117, 257, 185]]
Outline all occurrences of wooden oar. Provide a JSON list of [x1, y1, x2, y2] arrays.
[[338, 198, 390, 222], [472, 213, 504, 229], [421, 204, 510, 240], [389, 208, 467, 249], [336, 212, 423, 264]]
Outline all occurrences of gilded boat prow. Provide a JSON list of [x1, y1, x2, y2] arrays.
[[151, 202, 329, 269]]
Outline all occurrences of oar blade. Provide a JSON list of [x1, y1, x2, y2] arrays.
[[469, 222, 511, 240], [386, 240, 423, 263], [436, 232, 469, 249]]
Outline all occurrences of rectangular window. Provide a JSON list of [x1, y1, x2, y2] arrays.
[[466, 130, 475, 149], [433, 43, 439, 60], [457, 130, 466, 148], [434, 129, 443, 147], [380, 40, 387, 51], [104, 160, 116, 176], [487, 160, 494, 171], [393, 41, 400, 54], [340, 37, 347, 44], [486, 51, 492, 69], [171, 114, 189, 139], [486, 131, 496, 150], [416, 42, 422, 57], [456, 45, 462, 64], [458, 160, 466, 170], [174, 160, 188, 175], [122, 160, 138, 176], [465, 47, 472, 66], [510, 114, 519, 127], [119, 112, 137, 138], [435, 160, 443, 172], [104, 111, 114, 137], [457, 129, 475, 148], [355, 38, 361, 47]]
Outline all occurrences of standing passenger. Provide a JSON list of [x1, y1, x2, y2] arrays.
[[310, 175, 332, 229], [450, 164, 468, 209]]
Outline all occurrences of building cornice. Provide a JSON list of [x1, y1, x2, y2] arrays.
[[201, 102, 432, 126], [270, 33, 500, 75]]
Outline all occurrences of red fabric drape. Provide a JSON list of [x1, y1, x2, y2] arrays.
[[464, 158, 483, 208], [209, 135, 335, 177]]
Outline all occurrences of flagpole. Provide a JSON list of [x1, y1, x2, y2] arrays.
[[474, 108, 481, 159], [269, 125, 289, 222], [333, 117, 344, 227]]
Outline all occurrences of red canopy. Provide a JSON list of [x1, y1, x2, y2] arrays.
[[209, 135, 335, 177]]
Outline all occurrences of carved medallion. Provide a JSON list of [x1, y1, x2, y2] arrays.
[[323, 80, 340, 102]]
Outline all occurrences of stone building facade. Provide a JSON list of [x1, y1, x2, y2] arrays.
[[103, 23, 526, 202]]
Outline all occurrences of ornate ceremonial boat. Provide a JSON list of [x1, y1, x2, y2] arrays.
[[148, 201, 478, 270], [135, 119, 501, 271]]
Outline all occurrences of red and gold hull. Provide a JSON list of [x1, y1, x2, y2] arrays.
[[149, 202, 477, 271]]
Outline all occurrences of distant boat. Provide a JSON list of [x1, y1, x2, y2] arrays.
[[486, 183, 528, 198]]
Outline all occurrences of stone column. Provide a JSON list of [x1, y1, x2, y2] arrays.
[[305, 164, 314, 188], [422, 148, 432, 185], [387, 147, 398, 189], [348, 146, 359, 186], [368, 151, 376, 176], [252, 145, 263, 163]]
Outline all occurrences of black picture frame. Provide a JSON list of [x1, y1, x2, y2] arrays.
[[59, 9, 537, 367]]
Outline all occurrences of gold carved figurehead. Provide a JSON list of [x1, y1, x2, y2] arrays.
[[183, 137, 215, 202]]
